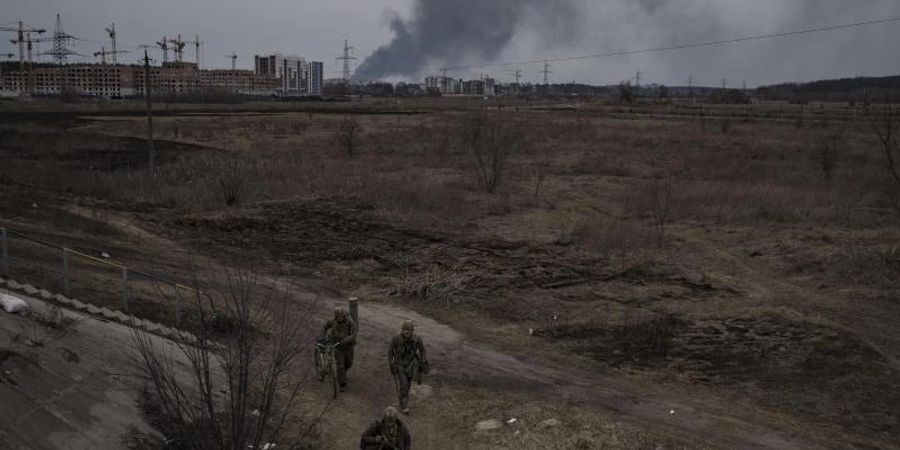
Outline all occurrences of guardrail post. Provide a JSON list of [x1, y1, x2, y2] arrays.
[[0, 228, 8, 277], [62, 248, 70, 296], [122, 268, 129, 311], [348, 297, 359, 325]]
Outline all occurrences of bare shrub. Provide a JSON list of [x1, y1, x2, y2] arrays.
[[132, 272, 319, 450], [204, 151, 258, 207], [866, 103, 900, 213], [460, 112, 522, 193], [631, 174, 675, 248], [810, 133, 843, 182], [525, 162, 549, 196], [719, 118, 733, 134], [337, 116, 361, 157], [389, 264, 475, 303]]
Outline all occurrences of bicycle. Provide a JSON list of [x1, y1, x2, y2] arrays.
[[314, 338, 339, 399]]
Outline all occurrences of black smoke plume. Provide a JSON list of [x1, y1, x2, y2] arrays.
[[355, 0, 583, 80]]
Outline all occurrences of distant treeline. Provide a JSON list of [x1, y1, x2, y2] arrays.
[[756, 75, 900, 103]]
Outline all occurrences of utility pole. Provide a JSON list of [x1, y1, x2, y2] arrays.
[[143, 50, 155, 173], [51, 14, 70, 65], [635, 69, 642, 88], [542, 60, 551, 94], [687, 75, 693, 98], [513, 68, 522, 95], [337, 39, 356, 85]]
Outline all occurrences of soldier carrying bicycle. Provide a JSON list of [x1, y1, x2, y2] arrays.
[[322, 307, 358, 392]]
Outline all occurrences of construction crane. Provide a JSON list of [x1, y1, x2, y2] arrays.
[[155, 36, 169, 63], [94, 46, 127, 65], [184, 34, 203, 68], [104, 23, 119, 64], [226, 51, 238, 70], [1, 21, 46, 70], [168, 34, 186, 62]]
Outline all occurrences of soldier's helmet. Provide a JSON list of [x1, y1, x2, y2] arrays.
[[401, 321, 415, 331], [383, 406, 399, 422], [335, 308, 348, 320]]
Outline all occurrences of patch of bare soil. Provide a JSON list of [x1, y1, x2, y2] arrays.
[[171, 199, 715, 316], [541, 315, 900, 440], [173, 198, 610, 289]]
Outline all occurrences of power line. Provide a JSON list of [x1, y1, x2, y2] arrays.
[[360, 15, 900, 77]]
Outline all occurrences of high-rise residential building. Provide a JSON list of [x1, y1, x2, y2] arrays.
[[307, 61, 323, 96], [255, 54, 306, 96]]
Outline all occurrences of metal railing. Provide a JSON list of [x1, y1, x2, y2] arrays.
[[0, 226, 198, 327]]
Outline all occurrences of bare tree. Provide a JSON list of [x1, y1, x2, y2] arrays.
[[337, 116, 361, 157], [811, 133, 843, 182], [460, 112, 521, 193], [635, 172, 675, 248], [132, 272, 319, 450], [867, 103, 900, 212]]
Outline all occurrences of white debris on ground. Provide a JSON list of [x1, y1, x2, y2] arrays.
[[540, 418, 562, 428], [410, 384, 433, 399], [0, 292, 29, 313], [475, 419, 502, 431]]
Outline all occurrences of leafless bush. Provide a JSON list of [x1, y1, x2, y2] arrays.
[[636, 173, 675, 248], [204, 151, 258, 207], [460, 112, 522, 193], [526, 162, 549, 196], [719, 118, 733, 134], [132, 272, 319, 450], [389, 264, 475, 303], [337, 116, 361, 157], [810, 133, 843, 182], [866, 103, 900, 213]]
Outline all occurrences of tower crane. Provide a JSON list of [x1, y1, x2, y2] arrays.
[[168, 34, 186, 62], [94, 46, 128, 65], [156, 36, 169, 63], [184, 34, 203, 68], [104, 23, 119, 64], [1, 22, 46, 70], [226, 51, 238, 70]]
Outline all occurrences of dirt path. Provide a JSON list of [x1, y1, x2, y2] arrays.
[[289, 285, 822, 450], [65, 206, 832, 449]]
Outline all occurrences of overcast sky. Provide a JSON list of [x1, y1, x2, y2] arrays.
[[3, 0, 899, 87]]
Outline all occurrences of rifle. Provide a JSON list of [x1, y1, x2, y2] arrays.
[[390, 362, 400, 395]]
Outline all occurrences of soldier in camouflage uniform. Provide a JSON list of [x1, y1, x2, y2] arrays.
[[360, 406, 411, 450], [323, 308, 357, 391], [388, 321, 429, 414]]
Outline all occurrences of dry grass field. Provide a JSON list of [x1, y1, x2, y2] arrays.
[[0, 97, 898, 448]]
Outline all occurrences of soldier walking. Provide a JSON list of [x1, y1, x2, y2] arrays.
[[360, 406, 411, 450], [322, 307, 357, 392], [388, 321, 429, 414]]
